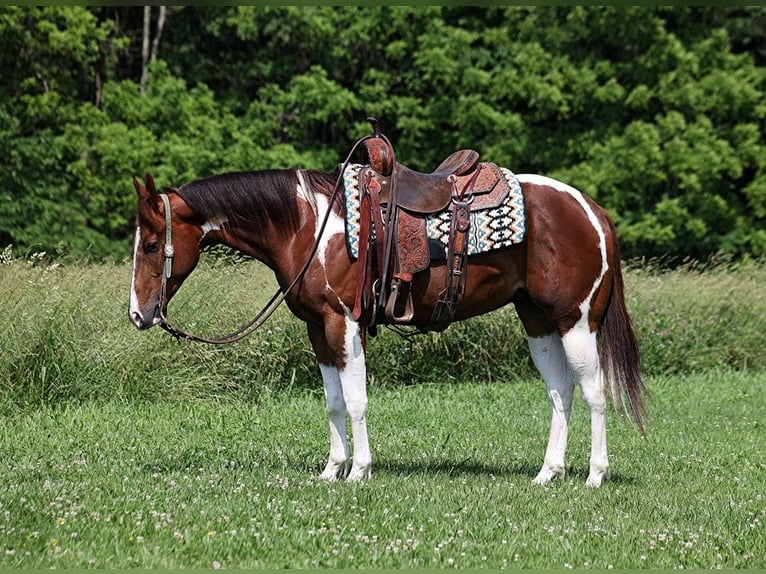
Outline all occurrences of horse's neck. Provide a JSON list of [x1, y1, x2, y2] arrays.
[[204, 186, 310, 272]]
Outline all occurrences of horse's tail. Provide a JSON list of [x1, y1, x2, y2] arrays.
[[599, 235, 648, 435]]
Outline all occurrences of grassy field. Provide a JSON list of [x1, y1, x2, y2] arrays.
[[0, 251, 765, 567], [2, 252, 766, 410], [0, 371, 764, 569]]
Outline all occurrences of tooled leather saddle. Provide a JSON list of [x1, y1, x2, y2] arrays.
[[351, 118, 512, 333]]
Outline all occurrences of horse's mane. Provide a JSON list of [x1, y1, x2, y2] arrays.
[[175, 169, 339, 237]]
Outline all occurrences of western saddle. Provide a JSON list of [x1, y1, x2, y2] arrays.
[[351, 118, 511, 333]]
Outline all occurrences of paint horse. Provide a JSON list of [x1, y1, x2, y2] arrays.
[[129, 143, 646, 488]]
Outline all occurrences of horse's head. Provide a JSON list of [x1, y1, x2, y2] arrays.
[[129, 174, 203, 330]]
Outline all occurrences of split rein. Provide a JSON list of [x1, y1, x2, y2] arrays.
[[156, 131, 389, 344]]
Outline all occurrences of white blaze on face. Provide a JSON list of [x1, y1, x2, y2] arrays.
[[129, 226, 142, 325]]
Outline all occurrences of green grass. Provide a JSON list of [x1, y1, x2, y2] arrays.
[[0, 371, 764, 569], [1, 252, 765, 567]]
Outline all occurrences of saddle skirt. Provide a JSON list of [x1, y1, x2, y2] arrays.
[[342, 163, 526, 261]]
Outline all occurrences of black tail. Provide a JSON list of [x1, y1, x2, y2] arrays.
[[599, 240, 648, 435]]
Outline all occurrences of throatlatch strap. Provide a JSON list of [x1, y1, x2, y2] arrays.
[[159, 193, 174, 280]]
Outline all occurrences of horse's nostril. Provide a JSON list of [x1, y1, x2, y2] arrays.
[[130, 310, 144, 329]]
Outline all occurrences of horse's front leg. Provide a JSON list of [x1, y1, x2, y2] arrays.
[[317, 363, 350, 480], [308, 315, 371, 482]]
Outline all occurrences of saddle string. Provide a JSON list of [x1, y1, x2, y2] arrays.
[[156, 132, 380, 344], [375, 132, 398, 312]]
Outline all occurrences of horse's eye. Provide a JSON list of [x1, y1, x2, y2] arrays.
[[143, 242, 159, 254]]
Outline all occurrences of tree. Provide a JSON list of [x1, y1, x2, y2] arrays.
[[0, 6, 764, 261], [140, 5, 167, 97]]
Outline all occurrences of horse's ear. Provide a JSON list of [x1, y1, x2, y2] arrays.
[[132, 173, 159, 198], [133, 174, 162, 216], [145, 173, 158, 196], [132, 174, 146, 196]]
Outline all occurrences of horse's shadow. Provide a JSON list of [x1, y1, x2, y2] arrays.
[[374, 458, 638, 485], [139, 451, 637, 486]]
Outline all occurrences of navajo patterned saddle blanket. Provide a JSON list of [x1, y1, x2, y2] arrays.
[[342, 163, 526, 261]]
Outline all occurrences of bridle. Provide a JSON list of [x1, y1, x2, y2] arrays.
[[155, 189, 305, 344], [153, 126, 384, 344]]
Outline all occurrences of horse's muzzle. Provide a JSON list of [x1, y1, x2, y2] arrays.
[[129, 306, 161, 330]]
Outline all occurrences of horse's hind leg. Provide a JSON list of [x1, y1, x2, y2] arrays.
[[561, 322, 609, 487], [528, 333, 574, 485]]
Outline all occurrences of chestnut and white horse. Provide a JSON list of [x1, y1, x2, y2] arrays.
[[129, 164, 646, 487]]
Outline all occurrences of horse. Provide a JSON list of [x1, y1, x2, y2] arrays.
[[129, 153, 647, 488]]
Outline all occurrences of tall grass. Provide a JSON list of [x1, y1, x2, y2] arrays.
[[625, 258, 766, 373], [1, 249, 765, 568], [1, 248, 765, 412]]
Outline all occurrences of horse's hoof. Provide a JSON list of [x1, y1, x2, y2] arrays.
[[346, 465, 371, 482], [319, 460, 348, 481], [532, 465, 564, 485], [585, 468, 608, 488]]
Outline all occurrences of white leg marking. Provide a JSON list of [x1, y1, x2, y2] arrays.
[[561, 322, 609, 487], [529, 334, 573, 485], [339, 310, 371, 481], [318, 309, 371, 482], [319, 364, 350, 480], [519, 173, 611, 487]]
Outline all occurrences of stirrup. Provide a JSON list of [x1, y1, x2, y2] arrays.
[[384, 277, 414, 324]]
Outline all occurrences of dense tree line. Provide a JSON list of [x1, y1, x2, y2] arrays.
[[1, 6, 765, 261]]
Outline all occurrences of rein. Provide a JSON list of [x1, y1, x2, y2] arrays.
[[156, 131, 376, 344]]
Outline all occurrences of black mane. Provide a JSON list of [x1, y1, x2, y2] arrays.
[[176, 169, 338, 237]]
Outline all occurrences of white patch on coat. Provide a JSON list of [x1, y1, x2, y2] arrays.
[[313, 191, 345, 270], [296, 168, 343, 276], [201, 216, 227, 239], [296, 169, 317, 215]]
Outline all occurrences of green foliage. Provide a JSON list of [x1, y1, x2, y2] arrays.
[[0, 253, 765, 568], [1, 6, 765, 260]]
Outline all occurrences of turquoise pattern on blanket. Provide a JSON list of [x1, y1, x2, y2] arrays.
[[342, 164, 526, 260]]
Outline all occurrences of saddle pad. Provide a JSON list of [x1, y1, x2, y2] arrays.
[[342, 163, 526, 260]]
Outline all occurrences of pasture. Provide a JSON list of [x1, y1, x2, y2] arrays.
[[0, 251, 765, 568]]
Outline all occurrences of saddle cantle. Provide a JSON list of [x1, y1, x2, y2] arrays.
[[351, 118, 515, 333]]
